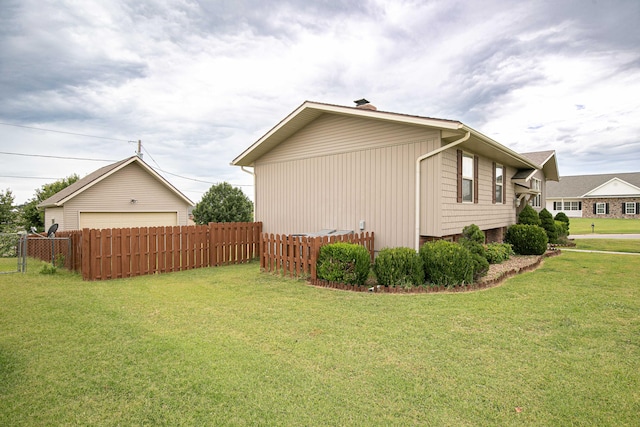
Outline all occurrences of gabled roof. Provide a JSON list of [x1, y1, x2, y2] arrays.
[[546, 172, 640, 198], [520, 150, 559, 181], [38, 156, 195, 208], [232, 101, 550, 173]]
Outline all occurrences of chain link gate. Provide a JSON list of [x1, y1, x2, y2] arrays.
[[0, 232, 27, 274]]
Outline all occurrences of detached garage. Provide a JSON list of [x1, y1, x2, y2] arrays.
[[38, 156, 194, 231]]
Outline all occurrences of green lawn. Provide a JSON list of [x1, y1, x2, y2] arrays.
[[1, 257, 639, 426], [570, 217, 640, 234], [574, 239, 640, 253]]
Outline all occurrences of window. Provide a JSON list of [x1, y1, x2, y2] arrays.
[[494, 164, 504, 204], [554, 201, 582, 211], [596, 202, 607, 215], [625, 202, 637, 215], [462, 154, 474, 202], [531, 193, 541, 207]]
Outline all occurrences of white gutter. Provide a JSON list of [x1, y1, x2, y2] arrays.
[[414, 131, 471, 251]]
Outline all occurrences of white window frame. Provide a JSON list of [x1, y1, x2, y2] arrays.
[[596, 202, 606, 215], [530, 193, 541, 208], [495, 164, 504, 204], [625, 202, 637, 215], [462, 153, 474, 203]]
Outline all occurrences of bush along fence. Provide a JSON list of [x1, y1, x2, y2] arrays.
[[80, 222, 262, 281], [261, 232, 375, 280]]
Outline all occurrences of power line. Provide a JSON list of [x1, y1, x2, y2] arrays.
[[0, 151, 116, 162], [0, 121, 130, 142]]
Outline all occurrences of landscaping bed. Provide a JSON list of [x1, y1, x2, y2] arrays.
[[309, 250, 561, 293]]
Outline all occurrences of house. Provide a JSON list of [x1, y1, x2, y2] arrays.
[[546, 172, 640, 218], [38, 156, 195, 231], [232, 100, 559, 251]]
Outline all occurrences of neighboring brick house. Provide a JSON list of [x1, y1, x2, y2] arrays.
[[546, 172, 640, 218]]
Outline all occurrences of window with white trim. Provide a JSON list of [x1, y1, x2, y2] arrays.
[[531, 178, 541, 192], [495, 164, 503, 204], [596, 202, 606, 215], [530, 193, 541, 207], [462, 153, 474, 202], [554, 201, 581, 211], [625, 202, 637, 215]]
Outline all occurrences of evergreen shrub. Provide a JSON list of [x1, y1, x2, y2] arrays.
[[317, 243, 371, 286], [485, 243, 513, 264], [505, 224, 548, 255], [518, 204, 541, 226], [460, 224, 489, 280], [554, 212, 570, 235], [373, 247, 423, 288], [539, 208, 558, 243], [419, 240, 473, 287]]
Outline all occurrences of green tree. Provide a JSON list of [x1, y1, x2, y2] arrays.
[[0, 188, 16, 232], [192, 182, 253, 224], [20, 174, 80, 231]]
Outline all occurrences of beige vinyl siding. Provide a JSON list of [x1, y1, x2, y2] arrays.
[[438, 149, 517, 236], [44, 207, 64, 231], [63, 163, 190, 230], [255, 116, 440, 250], [79, 212, 178, 229]]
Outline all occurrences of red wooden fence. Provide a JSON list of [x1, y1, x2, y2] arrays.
[[261, 232, 375, 280], [81, 222, 262, 281], [27, 230, 82, 272]]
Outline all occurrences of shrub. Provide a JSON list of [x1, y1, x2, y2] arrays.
[[459, 225, 488, 280], [505, 224, 548, 255], [317, 243, 371, 286], [419, 240, 473, 287], [539, 208, 558, 243], [485, 243, 513, 264], [518, 204, 541, 226], [39, 264, 57, 275], [373, 247, 423, 288], [555, 220, 568, 239], [554, 212, 570, 235]]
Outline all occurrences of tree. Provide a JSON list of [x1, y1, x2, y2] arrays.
[[192, 182, 253, 224], [0, 188, 16, 232], [20, 174, 80, 231]]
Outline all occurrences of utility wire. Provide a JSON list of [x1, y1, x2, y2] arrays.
[[0, 151, 116, 162], [0, 121, 130, 142]]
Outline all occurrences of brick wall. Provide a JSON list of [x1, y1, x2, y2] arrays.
[[581, 198, 640, 219]]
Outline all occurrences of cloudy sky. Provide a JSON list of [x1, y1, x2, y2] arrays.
[[1, 0, 639, 205]]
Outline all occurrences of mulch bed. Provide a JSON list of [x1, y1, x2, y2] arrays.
[[308, 249, 561, 293]]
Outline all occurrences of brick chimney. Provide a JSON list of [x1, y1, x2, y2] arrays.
[[354, 98, 377, 110]]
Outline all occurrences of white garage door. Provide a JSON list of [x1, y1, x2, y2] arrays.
[[79, 212, 178, 229]]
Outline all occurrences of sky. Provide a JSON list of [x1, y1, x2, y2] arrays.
[[1, 0, 639, 205]]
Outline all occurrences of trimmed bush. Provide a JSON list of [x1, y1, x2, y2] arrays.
[[373, 247, 423, 288], [555, 220, 568, 239], [317, 242, 371, 286], [485, 243, 513, 264], [505, 224, 548, 255], [460, 225, 488, 280], [539, 208, 558, 243], [554, 212, 570, 235], [419, 240, 473, 287], [518, 204, 541, 226]]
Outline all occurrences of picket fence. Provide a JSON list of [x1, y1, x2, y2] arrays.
[[80, 222, 262, 281], [261, 232, 375, 280]]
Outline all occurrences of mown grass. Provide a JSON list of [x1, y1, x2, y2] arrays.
[[570, 217, 640, 234], [574, 239, 640, 253], [1, 256, 639, 426]]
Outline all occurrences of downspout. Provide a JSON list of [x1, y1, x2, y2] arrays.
[[414, 131, 471, 251], [240, 166, 256, 220]]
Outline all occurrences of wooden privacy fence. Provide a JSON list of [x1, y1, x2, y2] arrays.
[[27, 231, 83, 272], [81, 222, 262, 281], [261, 232, 375, 280]]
